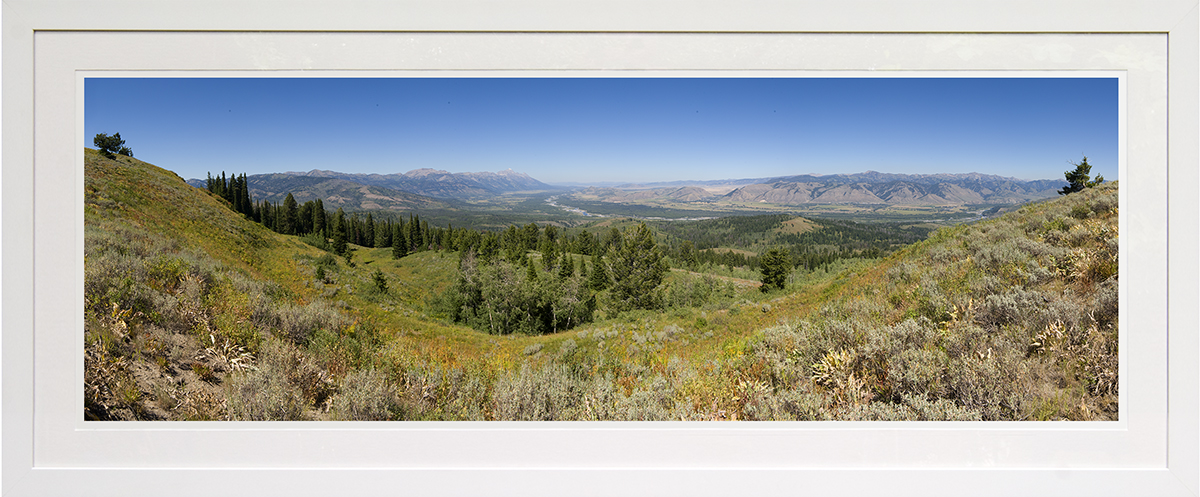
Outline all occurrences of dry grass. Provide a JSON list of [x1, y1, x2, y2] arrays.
[[85, 146, 1117, 421]]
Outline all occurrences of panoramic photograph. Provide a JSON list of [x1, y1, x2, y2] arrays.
[[83, 77, 1119, 421]]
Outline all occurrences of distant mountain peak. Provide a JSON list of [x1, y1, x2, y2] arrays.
[[404, 168, 451, 177], [233, 167, 560, 201]]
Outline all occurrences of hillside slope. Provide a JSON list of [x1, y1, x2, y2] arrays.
[[86, 148, 1116, 421], [731, 181, 1118, 420], [84, 149, 480, 420]]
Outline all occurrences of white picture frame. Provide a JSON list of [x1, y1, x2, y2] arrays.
[[4, 1, 1197, 496]]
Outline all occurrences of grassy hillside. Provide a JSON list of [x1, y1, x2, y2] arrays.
[[84, 148, 1117, 421]]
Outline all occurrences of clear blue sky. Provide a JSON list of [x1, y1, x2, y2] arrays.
[[85, 77, 1118, 184]]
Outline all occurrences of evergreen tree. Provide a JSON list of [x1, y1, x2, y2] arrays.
[[501, 225, 523, 261], [93, 132, 131, 159], [392, 223, 408, 259], [332, 208, 348, 255], [313, 199, 327, 236], [526, 255, 539, 282], [609, 223, 667, 311], [409, 214, 421, 251], [559, 254, 575, 279], [298, 201, 314, 234], [240, 174, 253, 216], [259, 201, 274, 231], [576, 230, 597, 256], [478, 232, 499, 263], [758, 247, 792, 292], [372, 269, 388, 293], [376, 219, 391, 248], [364, 213, 376, 248], [1059, 156, 1105, 195], [229, 175, 242, 213], [679, 240, 699, 270], [281, 193, 299, 235], [588, 257, 611, 291], [603, 227, 622, 255], [522, 223, 540, 252]]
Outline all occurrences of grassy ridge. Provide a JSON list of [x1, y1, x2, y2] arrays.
[[84, 148, 1117, 421]]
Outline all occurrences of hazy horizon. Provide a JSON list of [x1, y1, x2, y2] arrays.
[[254, 167, 1067, 188], [85, 77, 1118, 184]]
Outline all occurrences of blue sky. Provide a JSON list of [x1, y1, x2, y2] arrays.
[[85, 77, 1118, 184]]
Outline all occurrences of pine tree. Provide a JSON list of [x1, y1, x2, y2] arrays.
[[298, 201, 314, 234], [758, 247, 791, 292], [541, 237, 557, 271], [240, 174, 253, 217], [559, 254, 575, 279], [364, 213, 376, 248], [348, 213, 361, 246], [230, 175, 243, 213], [313, 199, 327, 237], [609, 223, 666, 311], [392, 223, 408, 259], [1059, 156, 1105, 195], [93, 132, 131, 159], [372, 269, 388, 293], [376, 219, 391, 248], [332, 208, 348, 255], [409, 214, 421, 251], [526, 256, 540, 282], [281, 193, 299, 235], [588, 257, 611, 291]]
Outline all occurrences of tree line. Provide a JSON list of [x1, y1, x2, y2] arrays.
[[205, 171, 444, 257], [202, 171, 891, 334]]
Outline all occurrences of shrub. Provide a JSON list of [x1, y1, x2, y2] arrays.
[[742, 388, 830, 421], [1070, 204, 1092, 219], [944, 344, 1030, 420], [255, 299, 351, 345], [611, 376, 676, 420], [249, 338, 336, 412], [226, 369, 306, 421], [372, 269, 388, 294], [328, 369, 400, 421], [492, 363, 580, 420], [838, 394, 981, 421]]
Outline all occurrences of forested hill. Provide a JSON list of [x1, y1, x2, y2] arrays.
[[243, 174, 450, 211], [189, 167, 561, 202]]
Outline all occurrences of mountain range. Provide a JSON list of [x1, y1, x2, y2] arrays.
[[189, 168, 1067, 210], [282, 168, 557, 198], [187, 168, 560, 211], [570, 171, 1066, 206]]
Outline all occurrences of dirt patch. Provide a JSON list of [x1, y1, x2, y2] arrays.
[[777, 216, 817, 235]]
